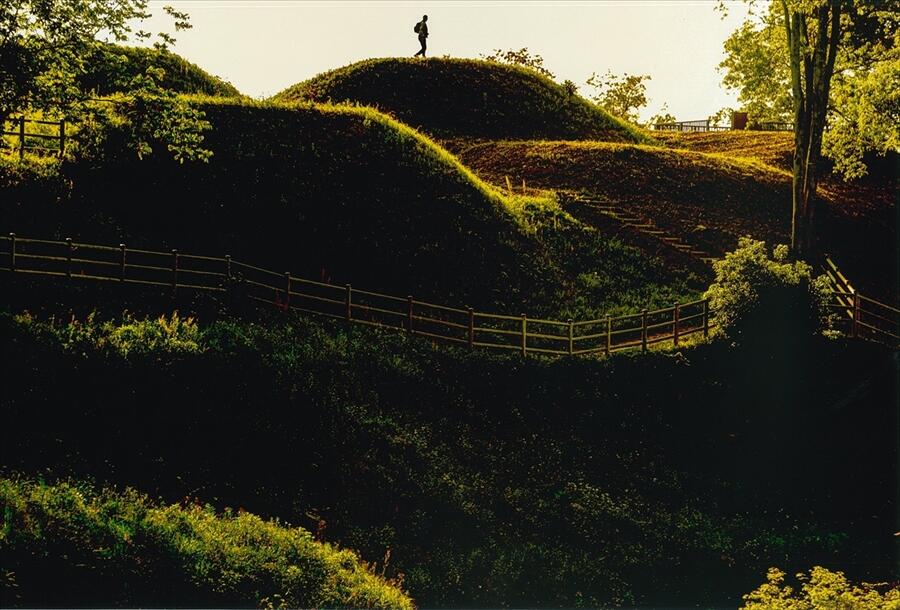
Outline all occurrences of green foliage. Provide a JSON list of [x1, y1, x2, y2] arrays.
[[272, 57, 648, 142], [14, 311, 202, 358], [719, 0, 899, 180], [0, 2, 214, 164], [648, 103, 677, 127], [585, 70, 651, 124], [704, 237, 831, 345], [0, 476, 413, 609], [741, 567, 900, 610], [823, 41, 900, 179], [480, 47, 556, 79]]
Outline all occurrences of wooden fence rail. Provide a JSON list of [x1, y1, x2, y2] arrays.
[[1, 234, 896, 354], [0, 234, 719, 356], [821, 255, 900, 345], [2, 117, 66, 159]]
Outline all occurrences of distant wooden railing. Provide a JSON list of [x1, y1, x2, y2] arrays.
[[2, 117, 66, 159], [653, 120, 794, 133], [0, 233, 718, 357]]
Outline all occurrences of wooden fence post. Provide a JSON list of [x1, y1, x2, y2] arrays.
[[345, 284, 352, 321], [673, 303, 680, 347], [9, 233, 15, 272], [521, 313, 527, 357], [852, 292, 860, 338], [171, 249, 179, 298], [641, 309, 648, 352], [65, 238, 72, 280], [59, 120, 66, 157], [18, 116, 25, 160], [468, 307, 475, 348], [284, 272, 291, 311], [407, 296, 414, 334], [568, 319, 574, 355], [605, 317, 611, 356], [225, 255, 232, 310], [702, 299, 709, 338], [119, 244, 126, 282]]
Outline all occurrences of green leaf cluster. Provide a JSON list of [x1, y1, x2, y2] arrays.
[[0, 476, 413, 609]]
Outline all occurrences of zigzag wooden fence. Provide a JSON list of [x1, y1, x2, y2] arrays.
[[1, 233, 715, 356], [821, 256, 900, 345], [2, 234, 896, 354]]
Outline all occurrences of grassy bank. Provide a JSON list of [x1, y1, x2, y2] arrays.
[[1, 309, 895, 607]]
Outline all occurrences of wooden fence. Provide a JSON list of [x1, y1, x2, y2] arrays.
[[2, 117, 66, 159], [0, 233, 717, 357], [2, 234, 895, 354], [821, 256, 900, 345], [653, 120, 794, 133]]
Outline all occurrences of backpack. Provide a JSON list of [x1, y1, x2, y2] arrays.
[[414, 22, 421, 33]]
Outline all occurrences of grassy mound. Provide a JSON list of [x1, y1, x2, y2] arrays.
[[79, 44, 241, 97], [272, 58, 647, 142], [0, 477, 412, 609], [1, 99, 698, 317], [1, 310, 895, 607]]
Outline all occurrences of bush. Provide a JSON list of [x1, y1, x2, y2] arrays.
[[0, 477, 413, 609], [741, 567, 900, 610], [704, 237, 831, 346]]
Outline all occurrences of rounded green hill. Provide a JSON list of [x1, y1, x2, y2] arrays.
[[273, 57, 646, 142], [79, 44, 241, 97]]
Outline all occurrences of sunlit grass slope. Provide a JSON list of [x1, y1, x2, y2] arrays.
[[1, 99, 698, 316], [272, 58, 647, 142], [80, 44, 242, 97], [0, 477, 412, 609], [456, 139, 897, 296], [456, 140, 793, 254], [652, 130, 794, 171]]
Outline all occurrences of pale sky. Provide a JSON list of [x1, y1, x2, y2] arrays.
[[131, 0, 754, 123]]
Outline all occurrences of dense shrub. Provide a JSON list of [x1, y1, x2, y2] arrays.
[[741, 567, 900, 610], [0, 477, 413, 609], [704, 237, 831, 346]]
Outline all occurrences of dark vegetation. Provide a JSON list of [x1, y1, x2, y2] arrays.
[[273, 58, 647, 142], [0, 99, 699, 318], [0, 477, 412, 609], [0, 308, 896, 607], [80, 43, 242, 98]]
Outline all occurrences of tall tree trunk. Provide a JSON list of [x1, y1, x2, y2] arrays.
[[782, 0, 842, 260]]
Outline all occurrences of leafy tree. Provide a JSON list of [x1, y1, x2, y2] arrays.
[[648, 103, 676, 127], [707, 106, 735, 128], [0, 0, 210, 161], [741, 566, 900, 610], [585, 70, 650, 123], [718, 0, 899, 257], [480, 48, 556, 79]]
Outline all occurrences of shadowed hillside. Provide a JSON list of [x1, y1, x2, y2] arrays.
[[0, 99, 698, 317], [272, 58, 647, 142]]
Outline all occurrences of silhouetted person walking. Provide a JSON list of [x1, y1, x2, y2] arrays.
[[414, 15, 428, 57]]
